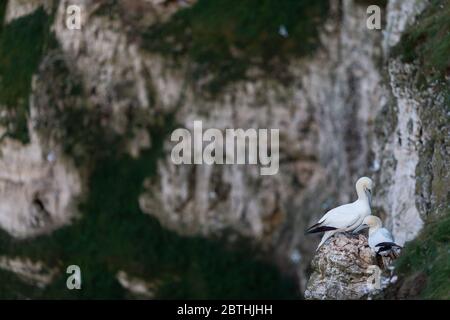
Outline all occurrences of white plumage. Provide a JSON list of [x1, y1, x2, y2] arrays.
[[306, 177, 373, 249], [356, 216, 401, 256], [369, 228, 394, 252]]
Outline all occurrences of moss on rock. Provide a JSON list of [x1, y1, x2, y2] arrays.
[[394, 0, 450, 81], [392, 211, 450, 299]]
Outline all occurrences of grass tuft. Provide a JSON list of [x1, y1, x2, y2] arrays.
[[395, 211, 450, 299], [393, 0, 450, 82]]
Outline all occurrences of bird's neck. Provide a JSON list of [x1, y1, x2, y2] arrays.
[[356, 188, 368, 200], [356, 189, 369, 203], [368, 226, 379, 236]]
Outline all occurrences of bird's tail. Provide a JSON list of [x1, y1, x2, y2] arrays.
[[306, 222, 337, 234]]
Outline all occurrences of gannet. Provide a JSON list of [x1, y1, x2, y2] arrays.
[[306, 177, 373, 249], [354, 216, 402, 258]]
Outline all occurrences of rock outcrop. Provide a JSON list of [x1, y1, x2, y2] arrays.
[[4, 0, 54, 23], [0, 256, 58, 288], [0, 123, 82, 238], [304, 234, 392, 300]]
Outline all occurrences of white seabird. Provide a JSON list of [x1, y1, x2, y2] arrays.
[[306, 176, 373, 249], [354, 215, 402, 258]]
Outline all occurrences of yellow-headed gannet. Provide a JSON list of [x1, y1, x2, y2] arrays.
[[306, 176, 373, 249], [354, 216, 402, 258]]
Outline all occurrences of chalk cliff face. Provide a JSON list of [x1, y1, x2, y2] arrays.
[[376, 0, 449, 246], [372, 0, 428, 246], [139, 1, 386, 291], [0, 0, 447, 299], [305, 0, 449, 299], [0, 128, 81, 237]]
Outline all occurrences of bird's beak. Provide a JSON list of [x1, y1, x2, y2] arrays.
[[365, 188, 372, 207], [354, 224, 369, 234]]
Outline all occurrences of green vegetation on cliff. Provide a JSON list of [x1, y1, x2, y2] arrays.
[[0, 1, 7, 33], [395, 0, 450, 81], [392, 0, 450, 300], [395, 212, 450, 299], [0, 7, 52, 143], [143, 0, 329, 95], [0, 153, 297, 298]]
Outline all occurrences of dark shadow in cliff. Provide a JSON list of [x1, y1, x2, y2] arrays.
[[0, 6, 57, 143], [0, 118, 297, 299]]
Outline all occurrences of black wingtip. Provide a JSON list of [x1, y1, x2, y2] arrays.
[[375, 242, 402, 249], [305, 222, 320, 234], [305, 225, 337, 234]]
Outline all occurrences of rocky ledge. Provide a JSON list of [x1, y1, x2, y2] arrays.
[[304, 234, 396, 300]]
